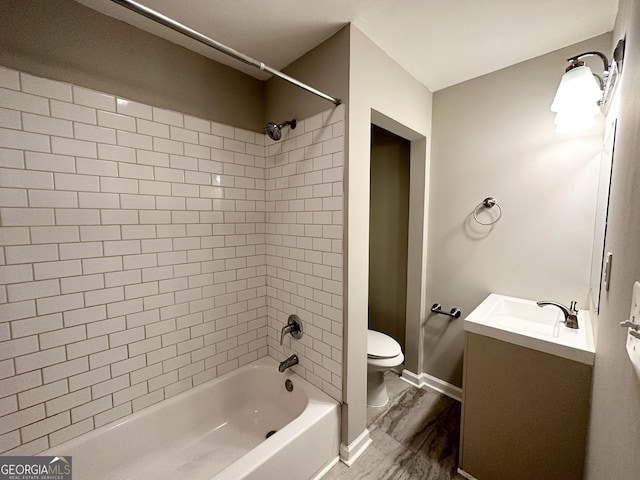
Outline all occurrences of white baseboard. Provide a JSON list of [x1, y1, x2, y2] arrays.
[[313, 456, 340, 480], [457, 467, 478, 479], [401, 369, 462, 402], [400, 369, 422, 386], [339, 428, 372, 466]]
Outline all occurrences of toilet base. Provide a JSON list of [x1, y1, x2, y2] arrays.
[[367, 370, 389, 407]]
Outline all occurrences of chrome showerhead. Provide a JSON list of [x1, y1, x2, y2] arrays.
[[265, 119, 297, 141], [264, 122, 282, 141]]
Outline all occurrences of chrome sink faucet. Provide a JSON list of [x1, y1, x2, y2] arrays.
[[279, 354, 298, 372], [536, 300, 579, 329]]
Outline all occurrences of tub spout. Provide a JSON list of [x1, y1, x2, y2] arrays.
[[279, 354, 298, 373]]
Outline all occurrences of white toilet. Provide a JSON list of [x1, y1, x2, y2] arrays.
[[367, 329, 404, 407]]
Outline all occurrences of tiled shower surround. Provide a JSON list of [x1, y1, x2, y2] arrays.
[[0, 66, 344, 454], [265, 110, 344, 401]]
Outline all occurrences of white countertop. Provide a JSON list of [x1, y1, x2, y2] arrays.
[[464, 293, 596, 365]]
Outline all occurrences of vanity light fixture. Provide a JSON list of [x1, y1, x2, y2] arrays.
[[551, 39, 625, 133]]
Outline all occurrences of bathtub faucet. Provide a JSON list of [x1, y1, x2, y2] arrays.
[[279, 354, 298, 373], [280, 314, 304, 345]]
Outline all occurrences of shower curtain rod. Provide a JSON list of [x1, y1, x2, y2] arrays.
[[109, 0, 342, 105]]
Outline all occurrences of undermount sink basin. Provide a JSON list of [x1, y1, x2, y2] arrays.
[[465, 293, 595, 364]]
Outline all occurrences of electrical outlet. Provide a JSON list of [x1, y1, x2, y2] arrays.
[[625, 282, 640, 376]]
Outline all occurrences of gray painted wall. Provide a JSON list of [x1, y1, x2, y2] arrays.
[[264, 26, 349, 126], [0, 0, 264, 131], [586, 0, 640, 478], [369, 125, 410, 350], [428, 33, 611, 387], [345, 24, 433, 448]]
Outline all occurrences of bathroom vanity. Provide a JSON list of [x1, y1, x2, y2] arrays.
[[459, 294, 595, 480]]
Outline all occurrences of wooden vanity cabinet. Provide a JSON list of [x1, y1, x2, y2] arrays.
[[459, 332, 593, 480]]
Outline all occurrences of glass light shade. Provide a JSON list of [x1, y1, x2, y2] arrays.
[[554, 109, 596, 133], [554, 102, 600, 119], [550, 65, 602, 113]]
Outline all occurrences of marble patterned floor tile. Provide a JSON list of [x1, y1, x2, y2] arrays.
[[385, 371, 413, 400], [367, 370, 413, 426], [322, 428, 415, 480], [374, 386, 454, 453], [395, 400, 462, 480], [325, 384, 463, 480]]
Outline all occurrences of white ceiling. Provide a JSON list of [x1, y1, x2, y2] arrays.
[[76, 0, 618, 92]]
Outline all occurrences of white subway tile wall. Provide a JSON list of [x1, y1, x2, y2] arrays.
[[265, 107, 344, 401], [0, 65, 344, 454]]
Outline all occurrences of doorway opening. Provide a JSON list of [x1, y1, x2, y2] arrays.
[[368, 125, 411, 352]]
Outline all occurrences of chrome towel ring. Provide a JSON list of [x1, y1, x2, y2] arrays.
[[473, 197, 502, 225]]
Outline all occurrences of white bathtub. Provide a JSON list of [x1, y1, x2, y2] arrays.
[[41, 357, 340, 480]]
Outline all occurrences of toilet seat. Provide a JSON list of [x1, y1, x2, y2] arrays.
[[367, 330, 402, 359]]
